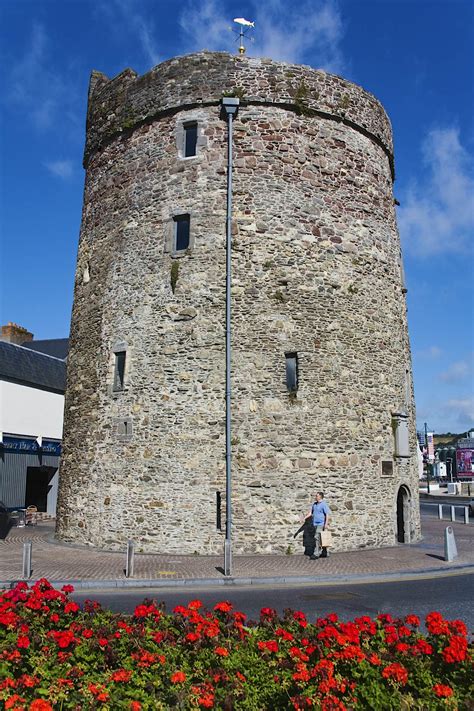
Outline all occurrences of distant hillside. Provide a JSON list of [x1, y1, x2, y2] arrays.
[[434, 433, 466, 447]]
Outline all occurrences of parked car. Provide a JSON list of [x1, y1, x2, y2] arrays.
[[0, 501, 12, 538]]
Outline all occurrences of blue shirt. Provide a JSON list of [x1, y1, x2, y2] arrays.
[[312, 500, 331, 527]]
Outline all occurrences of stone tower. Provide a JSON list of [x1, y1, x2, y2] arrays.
[[56, 51, 420, 554]]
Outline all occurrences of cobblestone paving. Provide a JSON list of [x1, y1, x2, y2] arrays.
[[0, 517, 472, 585]]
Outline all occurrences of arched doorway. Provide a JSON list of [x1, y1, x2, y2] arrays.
[[396, 485, 411, 543]]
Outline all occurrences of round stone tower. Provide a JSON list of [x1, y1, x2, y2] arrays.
[[56, 51, 420, 554]]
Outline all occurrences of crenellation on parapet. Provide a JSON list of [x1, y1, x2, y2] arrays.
[[83, 52, 394, 169]]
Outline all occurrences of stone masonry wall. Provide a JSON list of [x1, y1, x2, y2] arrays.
[[56, 52, 420, 554]]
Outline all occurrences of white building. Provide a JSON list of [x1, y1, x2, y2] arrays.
[[0, 323, 67, 515]]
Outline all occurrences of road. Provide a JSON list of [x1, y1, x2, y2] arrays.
[[72, 572, 474, 629]]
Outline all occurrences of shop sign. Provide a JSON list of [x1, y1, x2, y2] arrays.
[[1, 436, 61, 456]]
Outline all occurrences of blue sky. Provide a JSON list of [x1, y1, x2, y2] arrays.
[[0, 0, 473, 434]]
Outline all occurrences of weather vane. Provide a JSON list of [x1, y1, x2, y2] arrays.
[[233, 17, 255, 55]]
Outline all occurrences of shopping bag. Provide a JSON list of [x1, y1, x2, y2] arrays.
[[320, 529, 332, 547]]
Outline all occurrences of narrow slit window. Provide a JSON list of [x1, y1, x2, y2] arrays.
[[113, 351, 126, 391], [285, 352, 298, 393], [184, 122, 198, 157], [174, 214, 190, 251]]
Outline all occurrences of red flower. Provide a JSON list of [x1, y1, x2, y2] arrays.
[[214, 601, 233, 612], [327, 613, 339, 623], [111, 669, 132, 682], [130, 703, 142, 711], [215, 646, 229, 657], [64, 601, 80, 614], [338, 644, 366, 662], [449, 619, 468, 636], [382, 663, 408, 685], [260, 607, 277, 619], [133, 651, 160, 668], [236, 672, 246, 682], [292, 664, 311, 682], [198, 694, 214, 708], [29, 702, 53, 711], [61, 584, 74, 593], [52, 630, 76, 649], [88, 683, 109, 701], [313, 659, 335, 677], [368, 653, 382, 665], [426, 611, 449, 635], [5, 694, 26, 709], [433, 684, 454, 698], [257, 639, 279, 653], [405, 614, 420, 627], [321, 696, 347, 711], [17, 636, 30, 649], [289, 647, 309, 662], [98, 637, 108, 647], [118, 621, 133, 634], [276, 627, 294, 641], [414, 639, 433, 655], [171, 671, 186, 684], [82, 629, 93, 638], [188, 599, 203, 610], [442, 635, 468, 663]]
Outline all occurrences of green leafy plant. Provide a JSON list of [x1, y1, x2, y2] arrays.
[[222, 86, 246, 100], [170, 261, 180, 293], [0, 580, 472, 710], [338, 94, 351, 110]]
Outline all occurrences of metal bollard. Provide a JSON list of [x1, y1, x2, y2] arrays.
[[22, 541, 32, 579], [444, 526, 458, 562], [438, 504, 443, 520], [125, 540, 135, 578], [451, 506, 456, 522], [465, 507, 470, 525]]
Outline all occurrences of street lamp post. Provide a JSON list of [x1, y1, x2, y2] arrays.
[[221, 97, 239, 577], [446, 458, 452, 483]]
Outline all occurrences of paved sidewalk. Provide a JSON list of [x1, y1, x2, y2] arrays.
[[0, 516, 473, 589]]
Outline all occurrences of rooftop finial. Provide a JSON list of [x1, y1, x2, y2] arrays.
[[233, 17, 254, 55]]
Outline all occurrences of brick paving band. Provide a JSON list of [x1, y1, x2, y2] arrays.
[[1, 515, 472, 587]]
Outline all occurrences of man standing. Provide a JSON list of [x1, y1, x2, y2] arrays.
[[307, 491, 331, 560]]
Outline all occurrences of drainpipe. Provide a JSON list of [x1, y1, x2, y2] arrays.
[[221, 97, 239, 577]]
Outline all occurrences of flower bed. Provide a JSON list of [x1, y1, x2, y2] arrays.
[[0, 580, 472, 709]]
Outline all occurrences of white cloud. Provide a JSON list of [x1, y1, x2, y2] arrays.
[[439, 360, 471, 383], [398, 127, 474, 255], [444, 398, 474, 427], [7, 23, 56, 129], [5, 23, 81, 132], [179, 0, 345, 72], [416, 397, 474, 433], [97, 0, 162, 69], [45, 160, 74, 179], [179, 0, 234, 53], [419, 345, 442, 359]]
